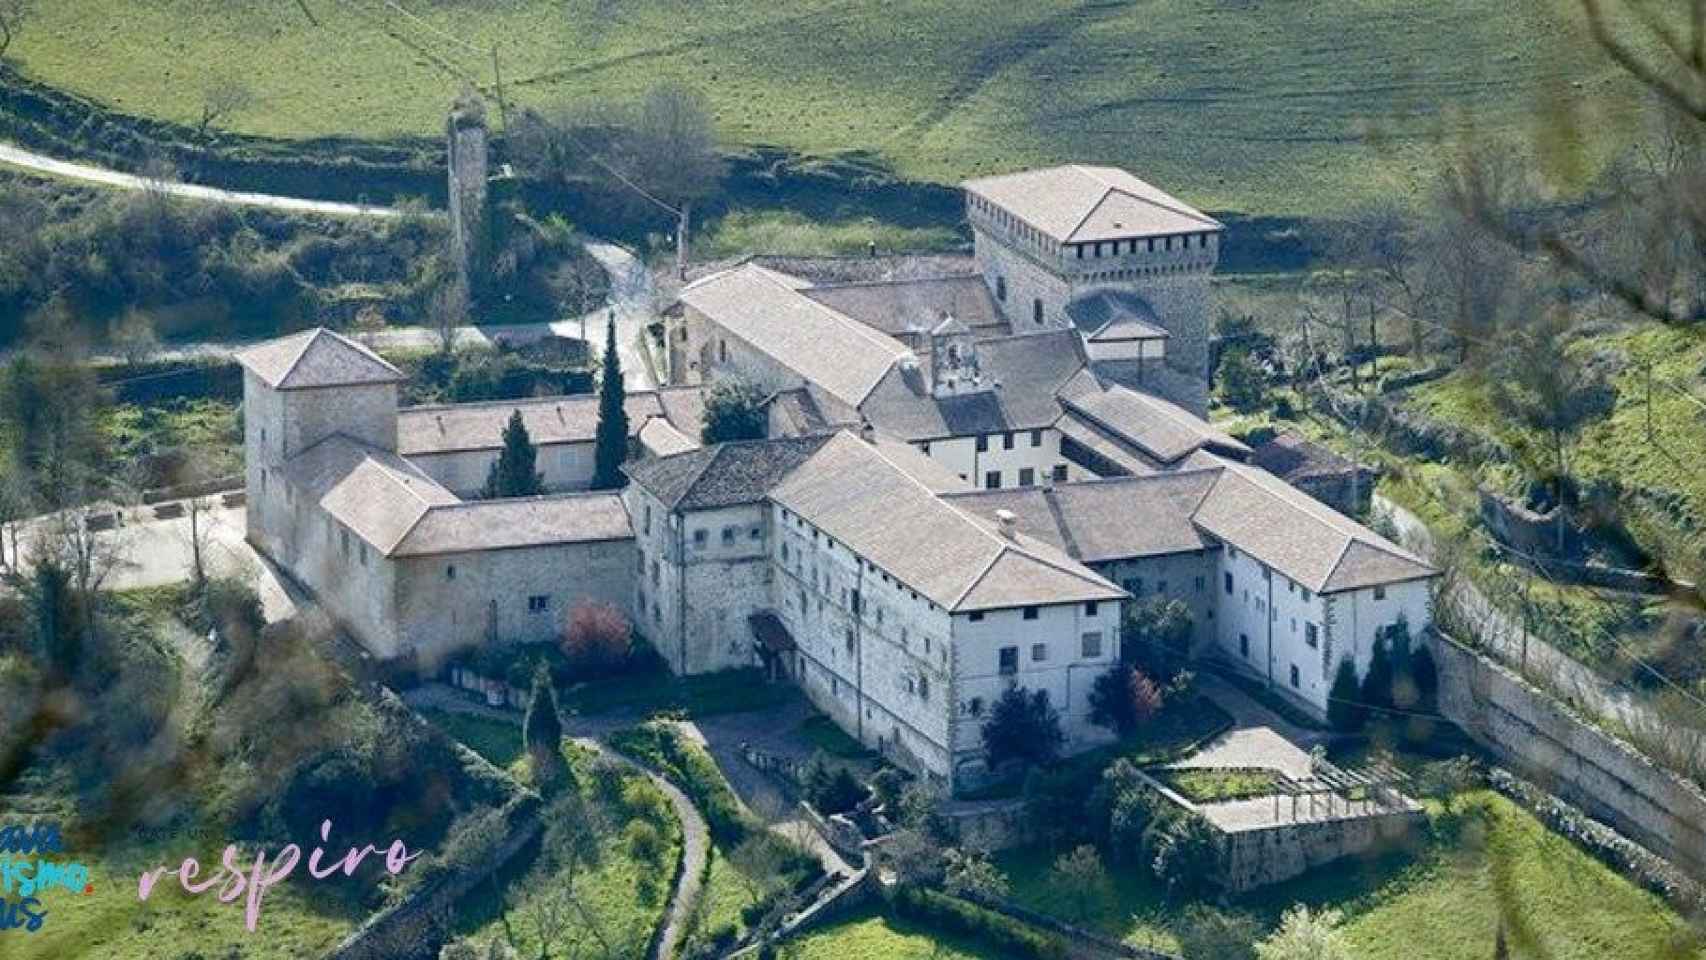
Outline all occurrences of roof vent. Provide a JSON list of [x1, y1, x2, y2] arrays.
[[995, 509, 1018, 540], [859, 422, 877, 444]]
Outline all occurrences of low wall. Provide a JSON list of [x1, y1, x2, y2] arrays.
[[1430, 632, 1706, 879], [1219, 807, 1424, 893], [323, 793, 542, 960], [939, 796, 1035, 852]]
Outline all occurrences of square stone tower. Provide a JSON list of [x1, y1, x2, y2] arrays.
[[233, 328, 406, 555], [962, 165, 1222, 415]]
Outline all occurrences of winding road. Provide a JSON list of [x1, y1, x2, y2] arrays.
[[0, 141, 660, 390]]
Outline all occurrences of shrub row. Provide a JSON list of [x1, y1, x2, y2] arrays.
[[890, 887, 1069, 960]]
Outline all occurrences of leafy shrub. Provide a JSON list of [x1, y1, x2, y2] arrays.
[[610, 720, 749, 845], [560, 601, 633, 678], [1151, 811, 1223, 898], [981, 687, 1064, 771], [801, 752, 868, 815], [1327, 658, 1366, 732], [890, 887, 1069, 960]]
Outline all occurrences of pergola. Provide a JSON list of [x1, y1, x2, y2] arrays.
[[1269, 758, 1412, 823]]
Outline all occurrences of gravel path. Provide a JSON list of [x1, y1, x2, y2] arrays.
[[402, 686, 710, 960]]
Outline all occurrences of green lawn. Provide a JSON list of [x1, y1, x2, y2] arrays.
[[786, 907, 1009, 960], [103, 397, 243, 483], [560, 666, 790, 719], [1154, 766, 1283, 804], [417, 707, 526, 773], [997, 791, 1703, 960], [3, 836, 360, 960], [9, 0, 1652, 215]]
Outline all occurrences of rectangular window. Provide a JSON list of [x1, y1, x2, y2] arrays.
[[985, 470, 1002, 489], [1081, 632, 1103, 658], [1052, 464, 1068, 483], [845, 630, 855, 653], [999, 646, 1019, 675], [1374, 585, 1387, 600], [1240, 634, 1250, 657], [1302, 588, 1312, 602], [1033, 298, 1044, 324], [1085, 601, 1099, 617], [1224, 572, 1234, 595], [1030, 429, 1043, 447], [528, 595, 550, 613], [722, 527, 736, 546], [644, 506, 652, 535], [1305, 623, 1320, 648], [920, 442, 931, 455], [976, 435, 989, 453], [1002, 432, 1014, 450], [1031, 643, 1048, 662], [1022, 606, 1038, 620], [359, 543, 368, 566], [1195, 576, 1206, 592], [446, 565, 456, 580], [750, 525, 762, 540], [1290, 664, 1301, 688], [693, 529, 708, 548], [1019, 467, 1035, 487]]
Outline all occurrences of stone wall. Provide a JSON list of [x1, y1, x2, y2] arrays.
[[1218, 806, 1425, 893], [1430, 632, 1706, 879], [937, 796, 1036, 851]]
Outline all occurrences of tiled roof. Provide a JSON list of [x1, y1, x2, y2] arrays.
[[282, 436, 458, 554], [858, 329, 1089, 440], [770, 433, 1122, 611], [963, 165, 1222, 244], [396, 392, 675, 456], [638, 416, 700, 458], [1191, 459, 1436, 594], [1065, 290, 1171, 342], [799, 276, 1007, 338], [623, 435, 832, 512], [391, 493, 633, 557], [1061, 385, 1249, 464], [947, 473, 1219, 563], [677, 264, 914, 408], [236, 328, 405, 391]]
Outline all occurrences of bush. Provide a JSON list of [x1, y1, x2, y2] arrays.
[[700, 375, 768, 443], [1151, 811, 1223, 898], [890, 887, 1069, 960], [1327, 658, 1366, 732], [1178, 905, 1260, 960], [801, 752, 868, 815], [560, 601, 634, 677], [981, 687, 1064, 771], [1088, 665, 1165, 734]]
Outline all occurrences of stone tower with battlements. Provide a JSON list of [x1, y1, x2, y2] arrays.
[[446, 93, 490, 293], [962, 165, 1222, 415]]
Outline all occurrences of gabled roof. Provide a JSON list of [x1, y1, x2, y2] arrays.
[[1065, 290, 1171, 343], [1061, 385, 1249, 464], [623, 435, 832, 512], [390, 493, 633, 557], [282, 436, 458, 554], [1191, 459, 1436, 594], [235, 328, 405, 391], [397, 392, 668, 457], [770, 433, 1123, 612], [947, 472, 1220, 563], [637, 416, 700, 458], [962, 165, 1221, 244], [858, 328, 1090, 440], [799, 275, 1007, 339], [677, 264, 914, 408]]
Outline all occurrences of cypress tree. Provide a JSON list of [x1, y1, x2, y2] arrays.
[[1361, 634, 1396, 714], [523, 665, 567, 790], [1327, 657, 1366, 732], [482, 409, 543, 498], [592, 314, 628, 490]]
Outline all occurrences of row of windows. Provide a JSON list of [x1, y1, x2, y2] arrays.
[[982, 464, 1068, 489], [973, 429, 1046, 453], [1122, 576, 1206, 596], [989, 632, 1103, 675], [966, 600, 1102, 623], [692, 523, 763, 549]]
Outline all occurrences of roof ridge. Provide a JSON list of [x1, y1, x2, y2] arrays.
[[803, 273, 981, 292], [278, 329, 322, 384], [1225, 461, 1422, 563], [1077, 164, 1220, 230], [401, 391, 645, 414], [752, 265, 915, 366], [1041, 488, 1083, 561]]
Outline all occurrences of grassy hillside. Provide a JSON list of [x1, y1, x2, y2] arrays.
[[8, 0, 1650, 215]]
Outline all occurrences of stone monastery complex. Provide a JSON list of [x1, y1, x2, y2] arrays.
[[238, 165, 1436, 790]]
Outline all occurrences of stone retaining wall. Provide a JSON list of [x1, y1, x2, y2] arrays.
[[1431, 632, 1706, 879]]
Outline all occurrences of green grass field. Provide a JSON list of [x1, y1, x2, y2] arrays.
[[997, 791, 1701, 960], [7, 0, 1652, 215], [787, 907, 1007, 960]]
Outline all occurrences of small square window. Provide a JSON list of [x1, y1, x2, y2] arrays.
[[1022, 606, 1039, 620], [722, 527, 736, 546], [1374, 585, 1387, 600], [1052, 464, 1068, 483], [968, 611, 984, 623], [985, 470, 1002, 489], [1030, 429, 1043, 447], [1081, 632, 1103, 658], [528, 595, 550, 613], [976, 435, 989, 453], [1031, 643, 1048, 662], [1019, 468, 1035, 487], [999, 646, 1019, 675], [1085, 601, 1099, 617], [693, 529, 708, 548]]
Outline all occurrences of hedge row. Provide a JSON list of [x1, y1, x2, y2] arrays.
[[890, 887, 1069, 960]]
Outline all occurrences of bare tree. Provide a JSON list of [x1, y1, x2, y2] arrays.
[[547, 253, 609, 345], [0, 0, 34, 60], [110, 309, 161, 368], [196, 81, 256, 140]]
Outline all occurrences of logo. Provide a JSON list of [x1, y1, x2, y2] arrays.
[[0, 821, 92, 934]]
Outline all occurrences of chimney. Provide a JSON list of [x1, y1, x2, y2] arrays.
[[859, 422, 877, 444], [995, 509, 1018, 540]]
